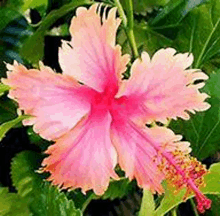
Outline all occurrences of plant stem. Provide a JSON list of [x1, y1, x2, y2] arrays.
[[81, 193, 96, 214], [190, 199, 199, 216], [126, 29, 139, 58], [139, 189, 155, 216], [114, 0, 127, 27], [126, 0, 134, 30], [171, 207, 178, 216], [114, 0, 139, 59]]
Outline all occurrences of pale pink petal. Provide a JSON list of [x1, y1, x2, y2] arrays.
[[2, 62, 95, 140], [110, 110, 191, 193], [151, 48, 194, 70], [111, 122, 164, 193], [59, 4, 130, 92], [42, 110, 118, 195], [116, 52, 152, 97], [116, 49, 210, 122], [148, 126, 191, 154]]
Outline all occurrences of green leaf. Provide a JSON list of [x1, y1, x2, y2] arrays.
[[20, 0, 48, 13], [0, 115, 30, 141], [204, 195, 220, 216], [27, 127, 51, 151], [118, 21, 172, 56], [69, 178, 135, 211], [0, 84, 10, 97], [0, 10, 33, 77], [11, 151, 82, 216], [205, 70, 220, 99], [47, 23, 69, 36], [170, 97, 220, 160], [0, 97, 18, 124], [153, 162, 220, 216], [6, 0, 48, 16], [0, 8, 21, 31], [135, 22, 173, 55], [132, 0, 169, 15], [139, 189, 155, 216], [174, 0, 220, 68], [0, 187, 30, 216], [202, 54, 220, 74], [20, 0, 92, 64], [98, 178, 134, 200], [151, 0, 206, 26], [202, 162, 220, 194], [170, 70, 220, 160], [67, 190, 91, 210]]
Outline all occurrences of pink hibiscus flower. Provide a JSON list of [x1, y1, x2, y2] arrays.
[[2, 4, 211, 213]]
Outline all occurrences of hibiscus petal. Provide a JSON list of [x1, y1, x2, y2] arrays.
[[110, 115, 197, 196], [59, 4, 130, 92], [148, 126, 191, 154], [116, 49, 210, 122], [2, 61, 95, 140], [42, 110, 118, 195], [111, 111, 190, 193]]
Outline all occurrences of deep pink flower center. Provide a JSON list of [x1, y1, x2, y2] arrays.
[[92, 86, 128, 112]]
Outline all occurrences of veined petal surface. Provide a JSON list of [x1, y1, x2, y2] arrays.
[[116, 48, 210, 123], [59, 4, 130, 92], [2, 61, 95, 140], [111, 113, 191, 193], [42, 109, 118, 195]]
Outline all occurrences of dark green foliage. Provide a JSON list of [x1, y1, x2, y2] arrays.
[[174, 0, 220, 68], [11, 151, 82, 216], [170, 97, 220, 160], [20, 0, 92, 64], [0, 10, 32, 77], [99, 178, 134, 200], [204, 195, 220, 216], [0, 97, 18, 124], [150, 0, 206, 26], [0, 115, 30, 141], [170, 70, 220, 160]]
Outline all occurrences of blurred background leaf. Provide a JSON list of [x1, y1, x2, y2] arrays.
[[150, 0, 206, 26], [127, 0, 170, 15], [0, 96, 18, 124], [6, 0, 48, 17], [20, 0, 92, 65], [97, 178, 134, 201], [0, 15, 33, 77], [0, 187, 30, 216], [0, 8, 21, 31], [0, 115, 31, 142], [11, 151, 82, 216], [204, 195, 220, 216], [0, 84, 10, 97]]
